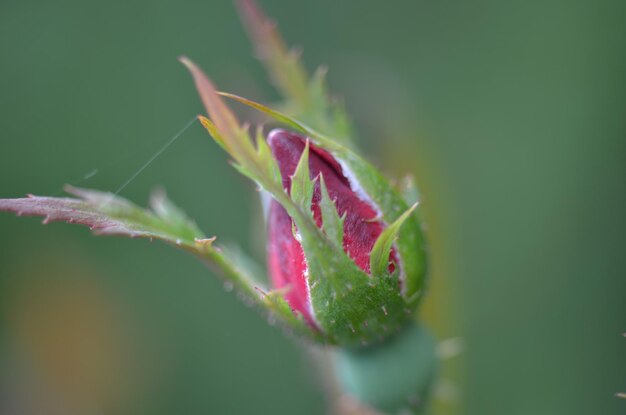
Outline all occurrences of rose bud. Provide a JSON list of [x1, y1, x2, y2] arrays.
[[266, 129, 399, 327], [258, 123, 427, 345], [178, 54, 427, 346]]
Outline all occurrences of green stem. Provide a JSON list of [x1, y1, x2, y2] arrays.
[[333, 323, 438, 414]]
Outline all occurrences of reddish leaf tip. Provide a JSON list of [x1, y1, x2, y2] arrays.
[[179, 56, 240, 139]]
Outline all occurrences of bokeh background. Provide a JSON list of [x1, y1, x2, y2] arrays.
[[1, 0, 624, 414]]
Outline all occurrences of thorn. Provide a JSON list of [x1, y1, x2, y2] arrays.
[[616, 393, 626, 399], [175, 239, 182, 245], [349, 323, 355, 333], [194, 236, 216, 247], [26, 194, 35, 198], [41, 216, 51, 225], [381, 305, 388, 316]]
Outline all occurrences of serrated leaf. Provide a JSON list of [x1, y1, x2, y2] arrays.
[[180, 58, 241, 151], [183, 60, 291, 204], [319, 174, 344, 248], [0, 186, 319, 342], [235, 0, 354, 146], [181, 59, 329, 273], [290, 140, 315, 212], [370, 203, 418, 278], [0, 186, 201, 243], [236, 0, 309, 107]]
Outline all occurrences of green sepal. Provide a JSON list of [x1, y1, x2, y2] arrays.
[[319, 174, 345, 249], [370, 202, 418, 279], [289, 139, 315, 214]]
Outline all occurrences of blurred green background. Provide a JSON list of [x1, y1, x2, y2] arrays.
[[1, 0, 624, 414]]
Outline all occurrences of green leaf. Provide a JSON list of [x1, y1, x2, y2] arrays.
[[319, 174, 345, 248], [0, 186, 318, 341], [235, 0, 354, 146], [182, 60, 292, 214], [370, 203, 418, 278], [0, 185, 203, 243], [290, 140, 315, 212]]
